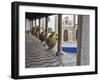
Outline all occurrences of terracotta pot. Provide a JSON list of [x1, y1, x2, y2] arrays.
[[35, 31, 39, 39], [39, 32, 45, 42], [31, 32, 35, 36], [46, 36, 56, 49]]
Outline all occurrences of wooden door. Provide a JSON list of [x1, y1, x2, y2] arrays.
[[63, 30, 68, 41]]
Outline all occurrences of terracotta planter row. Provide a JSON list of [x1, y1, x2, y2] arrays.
[[31, 30, 57, 49]]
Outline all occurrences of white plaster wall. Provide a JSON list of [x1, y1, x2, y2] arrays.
[[25, 18, 30, 31], [48, 15, 55, 31]]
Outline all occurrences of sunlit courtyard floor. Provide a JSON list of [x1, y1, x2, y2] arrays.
[[25, 33, 76, 68]]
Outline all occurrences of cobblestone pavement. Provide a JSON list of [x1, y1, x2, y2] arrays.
[[25, 33, 62, 68]]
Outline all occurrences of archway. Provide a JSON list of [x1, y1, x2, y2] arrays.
[[63, 29, 68, 41]]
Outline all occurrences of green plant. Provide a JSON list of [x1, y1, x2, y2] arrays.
[[49, 31, 56, 37], [46, 31, 57, 49], [30, 26, 40, 33], [35, 26, 39, 32], [31, 27, 35, 33], [48, 27, 52, 33], [55, 34, 58, 40], [26, 30, 30, 33]]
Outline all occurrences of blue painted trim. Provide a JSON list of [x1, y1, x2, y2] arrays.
[[62, 47, 77, 53]]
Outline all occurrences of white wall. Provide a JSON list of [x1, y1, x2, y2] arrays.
[[25, 18, 31, 31], [48, 15, 55, 31], [0, 0, 99, 81], [62, 15, 74, 27]]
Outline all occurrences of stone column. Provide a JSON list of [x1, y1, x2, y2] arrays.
[[42, 18, 45, 31], [31, 20, 33, 33], [80, 15, 90, 65], [45, 16, 48, 41], [35, 19, 36, 27], [72, 15, 77, 41], [77, 15, 83, 65], [34, 19, 37, 35], [56, 14, 62, 56], [30, 19, 33, 31], [39, 18, 41, 34], [55, 15, 58, 35]]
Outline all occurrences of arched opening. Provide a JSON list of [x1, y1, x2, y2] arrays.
[[63, 29, 68, 41]]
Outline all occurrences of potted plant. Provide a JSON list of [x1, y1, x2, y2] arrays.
[[39, 31, 45, 42], [35, 26, 39, 39], [46, 31, 56, 49], [26, 30, 30, 34], [31, 27, 35, 36], [39, 27, 52, 43], [48, 27, 52, 34]]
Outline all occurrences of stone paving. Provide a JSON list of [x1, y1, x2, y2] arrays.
[[25, 33, 76, 68], [25, 33, 62, 68]]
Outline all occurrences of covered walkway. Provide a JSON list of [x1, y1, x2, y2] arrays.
[[25, 33, 76, 68], [25, 33, 62, 68]]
